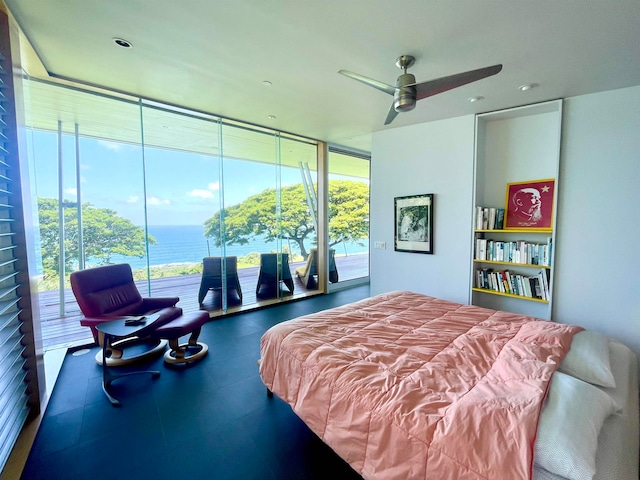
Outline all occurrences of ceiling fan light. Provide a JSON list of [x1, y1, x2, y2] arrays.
[[341, 56, 503, 125], [468, 96, 484, 103]]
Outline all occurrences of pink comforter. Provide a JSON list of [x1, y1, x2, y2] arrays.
[[259, 291, 582, 480]]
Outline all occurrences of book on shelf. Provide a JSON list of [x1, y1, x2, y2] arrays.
[[497, 271, 505, 293], [495, 208, 504, 229], [475, 206, 483, 230], [543, 237, 553, 266], [503, 270, 513, 294], [475, 238, 487, 260], [488, 208, 496, 232], [473, 237, 552, 267], [475, 267, 548, 300], [538, 268, 550, 301], [475, 206, 505, 230]]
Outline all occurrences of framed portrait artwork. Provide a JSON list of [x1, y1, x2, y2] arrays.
[[394, 194, 434, 254], [504, 179, 555, 230]]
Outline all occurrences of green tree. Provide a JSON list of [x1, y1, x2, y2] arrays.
[[204, 180, 369, 258], [37, 197, 155, 279]]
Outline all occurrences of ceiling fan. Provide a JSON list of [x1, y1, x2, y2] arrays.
[[338, 55, 502, 125]]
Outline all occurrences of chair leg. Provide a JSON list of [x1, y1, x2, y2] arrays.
[[94, 331, 167, 367], [100, 333, 124, 360], [198, 283, 209, 304], [163, 327, 208, 365], [187, 327, 202, 347], [284, 278, 294, 293], [302, 272, 316, 289], [168, 338, 186, 362]]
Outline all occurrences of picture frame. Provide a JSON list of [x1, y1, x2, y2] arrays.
[[504, 179, 555, 230], [394, 194, 434, 254]]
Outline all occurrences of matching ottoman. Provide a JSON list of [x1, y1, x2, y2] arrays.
[[150, 310, 210, 365]]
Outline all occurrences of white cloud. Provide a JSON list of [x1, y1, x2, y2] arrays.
[[127, 195, 139, 204], [64, 187, 77, 196], [189, 189, 215, 199], [187, 182, 220, 199], [97, 140, 122, 152], [147, 196, 170, 206]]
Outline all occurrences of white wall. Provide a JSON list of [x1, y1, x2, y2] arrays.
[[369, 85, 640, 357], [370, 115, 475, 303], [553, 85, 640, 354]]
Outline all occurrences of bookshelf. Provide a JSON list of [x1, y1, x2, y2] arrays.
[[471, 100, 563, 320], [473, 228, 552, 303]]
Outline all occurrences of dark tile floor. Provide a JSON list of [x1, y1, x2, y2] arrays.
[[22, 286, 370, 480]]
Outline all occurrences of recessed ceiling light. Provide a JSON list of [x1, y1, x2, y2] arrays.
[[468, 96, 485, 103], [113, 37, 133, 48], [518, 83, 538, 92], [268, 115, 276, 120], [262, 80, 272, 87]]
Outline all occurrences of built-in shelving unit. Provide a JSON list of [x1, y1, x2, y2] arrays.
[[471, 100, 563, 319], [473, 228, 553, 304]]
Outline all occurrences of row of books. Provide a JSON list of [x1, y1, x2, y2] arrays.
[[475, 206, 504, 230], [475, 268, 550, 300], [475, 238, 552, 266]]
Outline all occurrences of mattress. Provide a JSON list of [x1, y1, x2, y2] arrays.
[[260, 291, 592, 479]]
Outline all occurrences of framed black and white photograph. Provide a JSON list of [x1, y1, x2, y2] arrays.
[[394, 194, 434, 254]]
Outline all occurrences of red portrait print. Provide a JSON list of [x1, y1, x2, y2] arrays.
[[505, 179, 555, 229]]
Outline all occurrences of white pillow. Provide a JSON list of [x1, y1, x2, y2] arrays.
[[559, 330, 616, 388], [534, 371, 618, 480]]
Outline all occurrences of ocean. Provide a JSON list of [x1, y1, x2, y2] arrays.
[[110, 225, 369, 269]]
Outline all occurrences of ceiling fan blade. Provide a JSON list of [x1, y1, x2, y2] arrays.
[[384, 104, 399, 125], [338, 70, 396, 96], [413, 64, 503, 100]]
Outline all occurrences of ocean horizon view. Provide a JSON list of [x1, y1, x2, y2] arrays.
[[109, 225, 369, 269]]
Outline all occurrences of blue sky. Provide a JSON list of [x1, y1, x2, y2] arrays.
[[29, 130, 319, 226]]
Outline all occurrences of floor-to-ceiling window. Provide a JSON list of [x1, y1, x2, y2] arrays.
[[327, 147, 370, 286], [21, 77, 366, 352], [24, 80, 148, 349], [139, 103, 224, 303]]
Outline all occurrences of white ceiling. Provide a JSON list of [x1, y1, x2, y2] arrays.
[[5, 0, 640, 152]]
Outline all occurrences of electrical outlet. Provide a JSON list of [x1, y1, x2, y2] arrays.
[[374, 241, 386, 249]]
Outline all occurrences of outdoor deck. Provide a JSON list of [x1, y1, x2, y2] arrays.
[[38, 253, 369, 350]]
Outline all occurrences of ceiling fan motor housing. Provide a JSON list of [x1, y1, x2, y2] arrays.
[[394, 73, 417, 112]]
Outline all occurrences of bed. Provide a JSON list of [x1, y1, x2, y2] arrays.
[[259, 291, 639, 480]]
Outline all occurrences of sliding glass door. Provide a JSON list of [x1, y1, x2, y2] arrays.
[[139, 104, 224, 306], [327, 148, 370, 286]]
